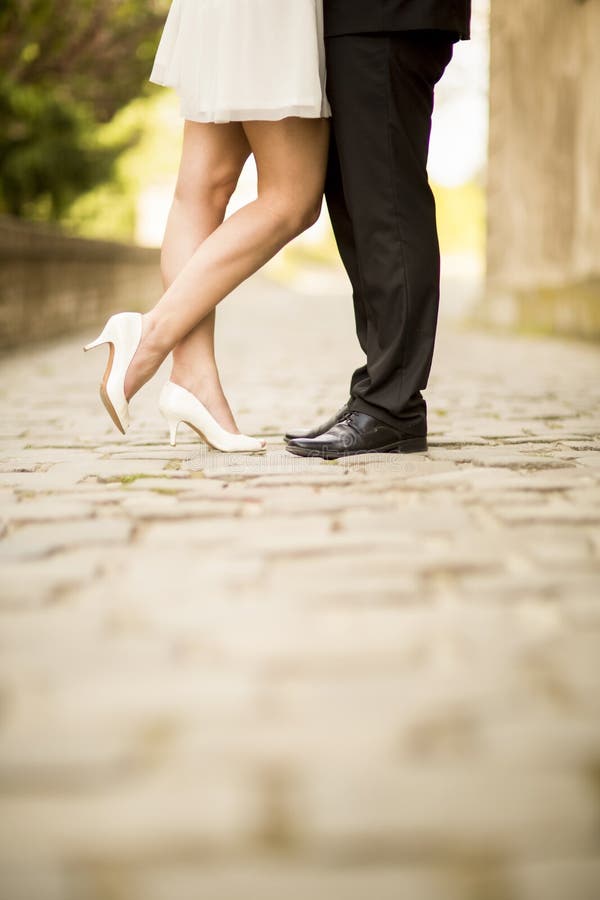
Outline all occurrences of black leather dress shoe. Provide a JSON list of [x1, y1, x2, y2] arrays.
[[284, 401, 351, 442], [285, 411, 427, 459]]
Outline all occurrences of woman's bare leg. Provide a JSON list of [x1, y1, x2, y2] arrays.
[[161, 120, 250, 431], [124, 116, 330, 400]]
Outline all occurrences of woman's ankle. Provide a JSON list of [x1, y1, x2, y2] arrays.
[[170, 360, 219, 396], [169, 369, 239, 433]]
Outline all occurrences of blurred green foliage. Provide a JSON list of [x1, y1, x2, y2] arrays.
[[63, 92, 182, 241], [0, 0, 168, 220], [433, 180, 486, 256], [273, 179, 486, 285]]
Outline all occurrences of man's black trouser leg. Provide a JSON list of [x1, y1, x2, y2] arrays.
[[323, 125, 369, 399], [324, 30, 454, 435]]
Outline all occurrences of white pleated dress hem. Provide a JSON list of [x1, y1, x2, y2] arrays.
[[149, 0, 331, 124]]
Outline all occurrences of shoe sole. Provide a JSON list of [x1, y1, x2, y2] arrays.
[[285, 436, 427, 459], [181, 420, 267, 453], [84, 340, 126, 435]]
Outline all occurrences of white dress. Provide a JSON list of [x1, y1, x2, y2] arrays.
[[149, 0, 331, 123]]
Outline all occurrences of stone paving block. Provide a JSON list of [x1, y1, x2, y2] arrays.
[[0, 470, 72, 492], [478, 712, 600, 770], [91, 475, 205, 494], [562, 595, 600, 629], [455, 570, 592, 606], [207, 605, 445, 669], [62, 863, 470, 900], [0, 764, 258, 864], [338, 503, 474, 535], [106, 447, 191, 461], [429, 447, 574, 469], [117, 493, 254, 520], [0, 602, 120, 677], [564, 487, 600, 512], [262, 552, 426, 602], [3, 448, 103, 467], [0, 547, 105, 606], [136, 517, 249, 546], [0, 496, 95, 524], [534, 632, 600, 703], [259, 486, 392, 515], [66, 458, 173, 482], [501, 469, 597, 491], [0, 709, 139, 791], [493, 499, 600, 526], [504, 857, 600, 900], [0, 867, 68, 900], [428, 435, 489, 446], [298, 765, 599, 859], [555, 450, 600, 466], [258, 662, 526, 745], [0, 518, 132, 561], [331, 454, 448, 476], [403, 466, 535, 490], [477, 489, 554, 509], [521, 529, 595, 566], [69, 544, 264, 608], [229, 471, 358, 489]]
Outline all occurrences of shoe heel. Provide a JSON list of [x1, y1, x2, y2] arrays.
[[166, 418, 180, 447], [83, 319, 114, 352], [83, 333, 107, 353], [393, 435, 428, 453], [83, 312, 143, 435]]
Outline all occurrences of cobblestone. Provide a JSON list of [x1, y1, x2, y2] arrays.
[[0, 273, 599, 899]]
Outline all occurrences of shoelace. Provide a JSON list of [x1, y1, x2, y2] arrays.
[[338, 410, 361, 434]]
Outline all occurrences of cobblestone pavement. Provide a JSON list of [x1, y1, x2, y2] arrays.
[[1, 273, 599, 900]]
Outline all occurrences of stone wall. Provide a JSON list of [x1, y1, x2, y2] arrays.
[[484, 0, 600, 339], [0, 217, 162, 351]]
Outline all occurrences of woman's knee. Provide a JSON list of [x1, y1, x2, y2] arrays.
[[263, 191, 323, 241], [299, 194, 324, 232], [174, 166, 240, 214]]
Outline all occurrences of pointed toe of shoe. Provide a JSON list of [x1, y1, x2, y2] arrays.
[[284, 428, 310, 442], [285, 436, 325, 456], [230, 435, 267, 453]]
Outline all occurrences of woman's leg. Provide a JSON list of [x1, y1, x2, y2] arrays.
[[124, 115, 330, 400], [162, 120, 250, 431]]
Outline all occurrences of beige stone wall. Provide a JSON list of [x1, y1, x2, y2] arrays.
[[0, 217, 161, 350], [485, 0, 600, 337]]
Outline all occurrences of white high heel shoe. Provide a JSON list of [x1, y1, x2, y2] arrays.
[[83, 312, 143, 434], [159, 381, 267, 453]]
